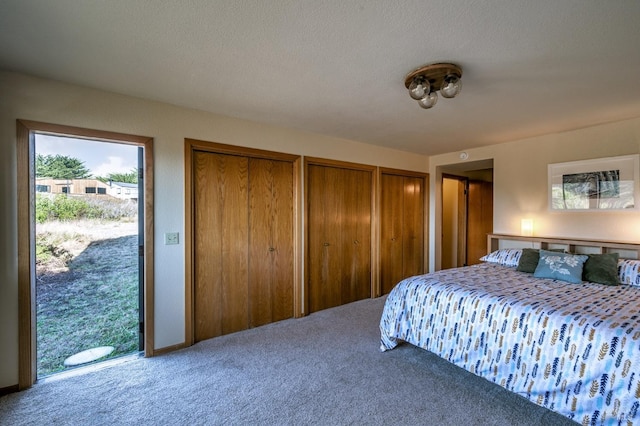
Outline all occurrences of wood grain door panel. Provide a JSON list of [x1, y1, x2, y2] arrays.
[[403, 176, 424, 278], [349, 169, 371, 303], [380, 173, 425, 294], [194, 151, 249, 340], [380, 174, 404, 294], [248, 158, 294, 327], [467, 180, 493, 265], [307, 164, 372, 313]]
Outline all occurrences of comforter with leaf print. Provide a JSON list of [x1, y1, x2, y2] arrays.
[[380, 263, 640, 425]]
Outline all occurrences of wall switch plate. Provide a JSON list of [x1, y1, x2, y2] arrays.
[[165, 232, 179, 245]]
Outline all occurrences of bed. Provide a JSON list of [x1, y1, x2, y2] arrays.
[[380, 234, 640, 425]]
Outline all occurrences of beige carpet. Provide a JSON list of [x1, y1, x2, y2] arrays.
[[0, 296, 577, 425]]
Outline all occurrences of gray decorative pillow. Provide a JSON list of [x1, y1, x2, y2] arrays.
[[516, 248, 542, 273], [583, 253, 620, 286]]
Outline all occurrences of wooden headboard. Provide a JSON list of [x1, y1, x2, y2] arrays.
[[487, 234, 640, 260]]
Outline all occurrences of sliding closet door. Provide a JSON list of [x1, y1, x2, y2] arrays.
[[307, 162, 372, 313], [248, 158, 294, 327], [193, 152, 249, 341]]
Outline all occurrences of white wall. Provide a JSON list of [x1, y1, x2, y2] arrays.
[[0, 72, 430, 389], [429, 117, 640, 270]]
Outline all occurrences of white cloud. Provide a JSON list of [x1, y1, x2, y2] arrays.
[[92, 156, 135, 177]]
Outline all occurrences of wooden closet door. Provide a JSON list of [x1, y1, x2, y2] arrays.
[[380, 174, 404, 294], [402, 176, 424, 277], [308, 165, 341, 312], [380, 173, 425, 295], [193, 151, 249, 341], [466, 180, 493, 265], [248, 158, 294, 327], [307, 164, 371, 313], [343, 168, 371, 304]]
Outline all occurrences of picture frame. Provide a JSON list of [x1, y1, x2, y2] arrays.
[[548, 154, 640, 211]]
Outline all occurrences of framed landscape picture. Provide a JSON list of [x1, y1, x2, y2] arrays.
[[548, 154, 640, 211]]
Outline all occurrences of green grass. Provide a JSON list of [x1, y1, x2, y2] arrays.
[[36, 225, 139, 376]]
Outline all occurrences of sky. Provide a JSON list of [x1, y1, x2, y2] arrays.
[[35, 134, 138, 177]]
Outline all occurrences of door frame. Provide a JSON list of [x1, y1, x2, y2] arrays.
[[16, 120, 155, 389]]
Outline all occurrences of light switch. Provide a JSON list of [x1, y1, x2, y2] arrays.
[[165, 232, 179, 245]]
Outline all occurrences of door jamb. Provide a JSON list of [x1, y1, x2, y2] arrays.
[[16, 120, 155, 389]]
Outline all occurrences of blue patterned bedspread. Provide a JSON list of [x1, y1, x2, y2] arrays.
[[380, 263, 640, 425]]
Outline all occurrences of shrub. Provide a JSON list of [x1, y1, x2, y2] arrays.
[[35, 194, 137, 223]]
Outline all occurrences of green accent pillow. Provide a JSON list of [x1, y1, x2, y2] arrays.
[[516, 248, 542, 273], [516, 248, 566, 273], [583, 253, 620, 286]]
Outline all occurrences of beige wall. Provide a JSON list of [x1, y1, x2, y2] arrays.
[[4, 71, 640, 390], [0, 72, 430, 389], [429, 117, 640, 270]]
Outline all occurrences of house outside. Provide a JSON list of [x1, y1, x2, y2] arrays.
[[107, 181, 138, 201], [35, 178, 138, 201]]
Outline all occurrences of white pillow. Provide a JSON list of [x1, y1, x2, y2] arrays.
[[480, 249, 523, 267], [617, 259, 640, 287]]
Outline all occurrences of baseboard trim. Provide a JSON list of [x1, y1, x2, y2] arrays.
[[152, 342, 187, 356], [0, 384, 19, 396]]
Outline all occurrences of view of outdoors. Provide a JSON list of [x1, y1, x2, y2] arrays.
[[35, 135, 140, 376]]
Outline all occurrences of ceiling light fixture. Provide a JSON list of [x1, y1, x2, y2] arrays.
[[404, 63, 462, 109]]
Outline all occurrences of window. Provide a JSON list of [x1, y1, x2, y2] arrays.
[[97, 187, 106, 195], [125, 189, 131, 195], [36, 185, 50, 193], [62, 187, 69, 194], [85, 187, 96, 194]]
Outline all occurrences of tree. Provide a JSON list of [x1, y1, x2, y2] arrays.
[[96, 168, 138, 184], [36, 154, 91, 179]]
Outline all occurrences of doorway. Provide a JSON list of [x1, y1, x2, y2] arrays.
[[17, 120, 154, 389], [35, 134, 143, 376], [439, 161, 494, 270], [441, 175, 467, 269]]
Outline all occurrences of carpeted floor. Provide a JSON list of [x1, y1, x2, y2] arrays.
[[0, 296, 577, 425]]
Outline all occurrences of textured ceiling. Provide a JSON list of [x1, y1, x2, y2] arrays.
[[2, 0, 640, 156]]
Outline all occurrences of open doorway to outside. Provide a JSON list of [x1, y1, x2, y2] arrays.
[[35, 134, 142, 376], [17, 120, 154, 389]]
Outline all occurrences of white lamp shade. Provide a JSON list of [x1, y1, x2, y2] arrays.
[[521, 219, 533, 236]]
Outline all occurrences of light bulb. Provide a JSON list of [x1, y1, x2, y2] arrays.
[[408, 76, 430, 100], [417, 91, 438, 109], [440, 74, 462, 98]]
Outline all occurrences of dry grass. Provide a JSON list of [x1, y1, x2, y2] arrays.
[[36, 219, 140, 376]]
